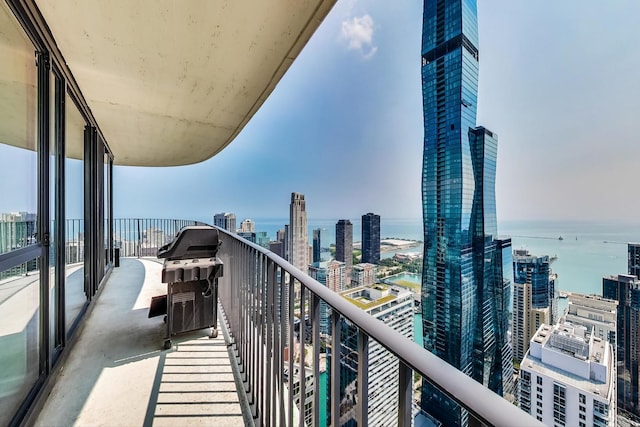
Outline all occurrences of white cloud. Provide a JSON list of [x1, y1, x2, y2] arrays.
[[340, 14, 378, 59]]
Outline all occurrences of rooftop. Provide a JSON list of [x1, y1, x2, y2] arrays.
[[523, 323, 613, 399]]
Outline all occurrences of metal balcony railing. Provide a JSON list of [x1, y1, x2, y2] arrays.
[[112, 218, 207, 258], [215, 226, 542, 427]]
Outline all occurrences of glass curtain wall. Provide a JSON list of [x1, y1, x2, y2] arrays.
[[0, 3, 40, 426]]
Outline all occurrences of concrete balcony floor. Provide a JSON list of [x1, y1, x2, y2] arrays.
[[35, 258, 249, 426]]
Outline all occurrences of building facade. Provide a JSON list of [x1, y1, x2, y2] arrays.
[[312, 228, 322, 263], [513, 249, 557, 323], [288, 193, 308, 272], [560, 293, 617, 344], [213, 212, 236, 233], [336, 219, 353, 278], [361, 213, 380, 265], [512, 281, 552, 364], [603, 274, 640, 418], [335, 284, 413, 426], [420, 1, 512, 423], [239, 218, 255, 233], [309, 260, 345, 335], [351, 263, 377, 288], [519, 323, 616, 427], [629, 243, 640, 279]]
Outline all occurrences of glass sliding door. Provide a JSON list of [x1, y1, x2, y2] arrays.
[[64, 94, 87, 336], [49, 66, 65, 361], [0, 3, 40, 425]]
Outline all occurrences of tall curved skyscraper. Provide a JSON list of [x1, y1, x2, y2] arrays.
[[420, 0, 513, 424]]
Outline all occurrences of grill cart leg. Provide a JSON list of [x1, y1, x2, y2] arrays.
[[209, 278, 219, 339]]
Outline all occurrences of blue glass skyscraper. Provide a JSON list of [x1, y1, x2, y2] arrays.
[[420, 1, 513, 423]]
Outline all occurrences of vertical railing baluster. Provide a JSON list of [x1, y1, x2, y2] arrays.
[[258, 251, 266, 424], [252, 244, 259, 419], [312, 294, 320, 427], [330, 310, 340, 427], [298, 284, 306, 427], [397, 361, 412, 427], [357, 329, 369, 426], [278, 266, 286, 426], [288, 274, 294, 427], [265, 258, 273, 426]]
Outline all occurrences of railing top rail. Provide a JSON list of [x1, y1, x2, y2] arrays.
[[214, 227, 542, 427]]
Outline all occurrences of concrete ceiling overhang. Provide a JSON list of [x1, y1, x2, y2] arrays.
[[36, 0, 335, 166]]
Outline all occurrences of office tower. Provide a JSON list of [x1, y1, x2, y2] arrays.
[[213, 212, 236, 233], [603, 274, 640, 417], [335, 219, 353, 278], [309, 260, 345, 293], [254, 231, 270, 249], [288, 193, 308, 271], [309, 260, 345, 335], [512, 281, 551, 364], [283, 225, 290, 262], [494, 237, 515, 402], [237, 232, 255, 243], [420, 2, 512, 422], [514, 249, 557, 323], [350, 263, 377, 288], [519, 323, 616, 426], [239, 218, 255, 233], [629, 243, 640, 278], [269, 241, 284, 258], [361, 213, 380, 264], [312, 228, 322, 263], [560, 293, 617, 344], [335, 284, 413, 426]]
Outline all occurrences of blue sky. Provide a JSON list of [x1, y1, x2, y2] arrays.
[[113, 1, 640, 223]]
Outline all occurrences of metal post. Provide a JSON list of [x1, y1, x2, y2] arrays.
[[357, 329, 369, 426], [330, 310, 340, 427], [398, 361, 412, 427]]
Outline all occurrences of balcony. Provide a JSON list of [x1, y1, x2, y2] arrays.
[[0, 1, 542, 425], [5, 221, 540, 426]]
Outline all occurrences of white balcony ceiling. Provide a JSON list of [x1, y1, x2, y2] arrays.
[[36, 0, 335, 166]]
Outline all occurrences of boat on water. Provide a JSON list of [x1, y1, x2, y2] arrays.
[[558, 236, 563, 241]]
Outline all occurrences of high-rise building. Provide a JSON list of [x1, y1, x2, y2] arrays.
[[518, 323, 616, 426], [335, 219, 353, 278], [350, 263, 377, 288], [309, 260, 345, 294], [269, 241, 284, 258], [237, 231, 255, 243], [420, 2, 512, 423], [213, 212, 236, 233], [514, 249, 557, 323], [309, 260, 345, 335], [239, 218, 255, 233], [603, 273, 640, 418], [255, 231, 270, 249], [334, 284, 413, 426], [361, 213, 380, 264], [288, 193, 308, 272], [512, 281, 551, 364], [312, 228, 321, 263], [628, 243, 640, 278], [560, 293, 617, 344]]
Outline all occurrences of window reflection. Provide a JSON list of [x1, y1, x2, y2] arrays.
[[0, 260, 40, 425], [64, 94, 86, 334]]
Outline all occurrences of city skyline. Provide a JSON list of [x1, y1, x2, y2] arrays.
[[101, 0, 640, 223]]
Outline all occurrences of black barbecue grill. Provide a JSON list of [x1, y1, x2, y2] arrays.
[[155, 226, 223, 349]]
